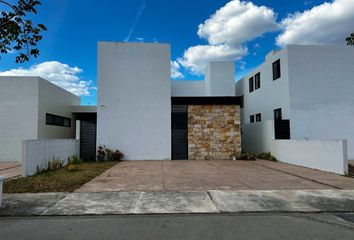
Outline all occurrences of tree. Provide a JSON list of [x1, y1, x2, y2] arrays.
[[346, 32, 354, 46], [0, 0, 47, 63]]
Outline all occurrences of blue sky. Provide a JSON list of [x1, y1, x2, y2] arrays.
[[0, 0, 353, 105]]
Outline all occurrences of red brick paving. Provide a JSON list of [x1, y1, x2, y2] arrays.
[[76, 160, 354, 192]]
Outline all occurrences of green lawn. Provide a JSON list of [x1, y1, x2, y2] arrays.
[[4, 161, 118, 193]]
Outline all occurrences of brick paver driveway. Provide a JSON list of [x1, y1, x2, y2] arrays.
[[76, 160, 354, 192]]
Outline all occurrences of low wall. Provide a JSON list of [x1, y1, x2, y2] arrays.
[[272, 140, 348, 175], [22, 139, 80, 176], [0, 176, 3, 207], [242, 120, 274, 154]]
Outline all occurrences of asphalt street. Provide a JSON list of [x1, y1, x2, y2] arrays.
[[1, 213, 354, 240]]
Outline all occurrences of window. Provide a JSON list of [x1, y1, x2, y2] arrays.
[[256, 113, 262, 122], [274, 108, 282, 121], [240, 95, 244, 108], [250, 115, 255, 123], [255, 72, 261, 89], [46, 113, 71, 128], [272, 59, 281, 80], [249, 77, 254, 92]]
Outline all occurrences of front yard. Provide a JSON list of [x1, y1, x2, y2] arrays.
[[3, 161, 118, 193]]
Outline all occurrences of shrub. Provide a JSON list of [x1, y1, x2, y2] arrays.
[[97, 145, 106, 161], [257, 152, 277, 161], [97, 145, 124, 161], [237, 152, 256, 161], [35, 157, 65, 175], [68, 155, 82, 165]]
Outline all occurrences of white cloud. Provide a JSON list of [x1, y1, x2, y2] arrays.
[[197, 0, 279, 46], [277, 0, 354, 46], [0, 61, 94, 96], [177, 0, 279, 75], [178, 45, 247, 75], [171, 61, 184, 79]]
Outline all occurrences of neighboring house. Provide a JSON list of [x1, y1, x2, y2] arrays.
[[235, 45, 354, 160], [0, 77, 80, 163]]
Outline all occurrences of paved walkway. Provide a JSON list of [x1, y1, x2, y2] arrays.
[[0, 163, 21, 180], [76, 160, 354, 192], [2, 190, 354, 216]]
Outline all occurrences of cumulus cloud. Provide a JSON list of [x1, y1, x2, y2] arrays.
[[0, 61, 94, 96], [277, 0, 354, 46], [178, 45, 248, 75], [197, 0, 279, 46], [171, 61, 184, 79], [177, 0, 279, 75]]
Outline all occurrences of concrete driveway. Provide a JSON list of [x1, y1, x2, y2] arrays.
[[76, 160, 354, 192]]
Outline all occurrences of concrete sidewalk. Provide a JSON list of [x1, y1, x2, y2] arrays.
[[2, 190, 354, 216]]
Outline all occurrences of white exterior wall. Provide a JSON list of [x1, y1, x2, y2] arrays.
[[37, 78, 80, 139], [0, 77, 80, 163], [22, 139, 80, 176], [171, 80, 205, 96], [98, 42, 171, 160], [287, 45, 354, 159], [272, 139, 348, 175], [242, 120, 275, 154], [0, 77, 39, 162], [236, 48, 290, 125], [205, 62, 235, 96], [236, 48, 290, 153]]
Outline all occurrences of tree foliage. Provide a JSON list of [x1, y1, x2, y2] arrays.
[[346, 32, 354, 46], [0, 0, 47, 63]]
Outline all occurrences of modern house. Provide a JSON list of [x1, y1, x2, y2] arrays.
[[235, 45, 354, 160], [0, 42, 241, 163], [98, 42, 241, 161]]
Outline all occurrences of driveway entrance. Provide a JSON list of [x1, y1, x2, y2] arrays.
[[76, 160, 354, 192]]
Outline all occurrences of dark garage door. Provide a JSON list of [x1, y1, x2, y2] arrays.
[[172, 105, 188, 160]]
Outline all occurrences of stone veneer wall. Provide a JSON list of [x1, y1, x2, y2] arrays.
[[188, 105, 241, 160]]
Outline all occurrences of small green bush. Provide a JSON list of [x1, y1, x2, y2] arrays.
[[66, 164, 79, 172], [257, 152, 277, 161], [237, 152, 256, 161], [68, 155, 82, 165], [35, 157, 65, 175]]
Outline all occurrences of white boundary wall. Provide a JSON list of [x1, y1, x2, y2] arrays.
[[0, 176, 3, 207], [22, 139, 80, 176], [272, 140, 348, 175], [242, 120, 274, 154]]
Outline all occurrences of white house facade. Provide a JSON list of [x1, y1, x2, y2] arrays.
[[236, 45, 354, 161]]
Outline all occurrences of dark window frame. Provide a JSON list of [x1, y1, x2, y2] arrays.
[[255, 72, 261, 90], [274, 108, 282, 121], [250, 115, 255, 123], [272, 59, 281, 80], [46, 113, 71, 128], [256, 113, 262, 122], [249, 77, 254, 93]]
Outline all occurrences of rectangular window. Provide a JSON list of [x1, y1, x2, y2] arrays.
[[250, 115, 255, 123], [272, 59, 281, 80], [256, 113, 262, 122], [249, 77, 254, 92], [46, 113, 71, 128], [274, 108, 282, 121], [255, 72, 261, 90]]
